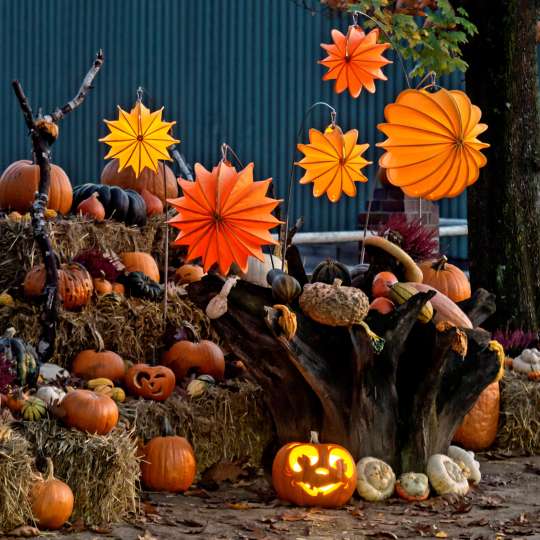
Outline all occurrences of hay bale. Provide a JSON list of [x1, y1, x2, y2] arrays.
[[120, 381, 274, 473], [22, 419, 139, 525], [0, 425, 36, 532], [0, 286, 215, 366], [496, 371, 540, 455], [0, 215, 164, 293]]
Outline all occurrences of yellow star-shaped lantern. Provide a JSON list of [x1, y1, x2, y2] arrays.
[[100, 101, 179, 177]]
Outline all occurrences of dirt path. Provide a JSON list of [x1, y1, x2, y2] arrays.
[[6, 456, 540, 540]]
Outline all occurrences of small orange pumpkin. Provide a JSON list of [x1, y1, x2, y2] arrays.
[[418, 256, 471, 302], [71, 349, 126, 382], [5, 389, 27, 413], [272, 432, 357, 508], [31, 457, 74, 530], [162, 340, 225, 381], [120, 252, 160, 283], [54, 389, 118, 435], [453, 382, 500, 451], [369, 297, 395, 315], [140, 188, 164, 216], [111, 282, 125, 295], [77, 192, 105, 222], [93, 278, 113, 295], [175, 264, 204, 285], [371, 271, 398, 299], [125, 364, 176, 401], [140, 418, 196, 492]]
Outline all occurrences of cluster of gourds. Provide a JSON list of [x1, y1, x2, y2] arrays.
[[271, 433, 482, 508]]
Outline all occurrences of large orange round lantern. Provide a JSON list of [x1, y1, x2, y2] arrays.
[[377, 88, 489, 200], [272, 433, 357, 507]]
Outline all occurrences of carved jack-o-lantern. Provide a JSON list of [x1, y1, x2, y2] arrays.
[[272, 432, 357, 507], [124, 364, 176, 401]]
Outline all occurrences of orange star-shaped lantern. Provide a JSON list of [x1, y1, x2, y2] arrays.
[[100, 101, 179, 178], [168, 161, 282, 275], [320, 26, 392, 98], [377, 88, 489, 200], [296, 125, 371, 203]]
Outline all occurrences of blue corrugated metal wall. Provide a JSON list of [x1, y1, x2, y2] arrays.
[[0, 0, 467, 256]]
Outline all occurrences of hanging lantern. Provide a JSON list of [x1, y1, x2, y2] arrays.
[[296, 124, 371, 203], [377, 88, 489, 200], [320, 26, 392, 98], [100, 101, 179, 178], [168, 160, 282, 276]]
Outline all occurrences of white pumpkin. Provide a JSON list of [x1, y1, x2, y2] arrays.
[[395, 472, 430, 501], [512, 348, 540, 375], [356, 457, 396, 501], [427, 454, 469, 496], [39, 363, 70, 383], [237, 255, 284, 288], [448, 446, 481, 484], [35, 386, 66, 406]]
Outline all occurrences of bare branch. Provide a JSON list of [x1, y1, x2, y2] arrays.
[[49, 49, 104, 122], [11, 80, 35, 130]]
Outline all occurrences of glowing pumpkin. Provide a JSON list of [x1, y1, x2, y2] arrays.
[[272, 432, 357, 507]]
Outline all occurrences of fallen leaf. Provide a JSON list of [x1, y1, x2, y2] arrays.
[[88, 524, 113, 533], [226, 501, 252, 510], [279, 510, 309, 522], [184, 488, 211, 498], [203, 461, 247, 483], [6, 525, 41, 537], [435, 532, 448, 538], [66, 517, 86, 533], [142, 501, 160, 516]]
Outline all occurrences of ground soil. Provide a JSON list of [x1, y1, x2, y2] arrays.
[[4, 455, 540, 540]]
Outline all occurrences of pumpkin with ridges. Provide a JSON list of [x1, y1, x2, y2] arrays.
[[71, 350, 126, 382], [120, 252, 160, 282], [418, 256, 471, 302], [0, 328, 39, 388], [162, 340, 225, 381], [311, 259, 351, 286]]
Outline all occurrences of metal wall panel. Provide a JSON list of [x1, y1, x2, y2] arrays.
[[0, 0, 467, 256]]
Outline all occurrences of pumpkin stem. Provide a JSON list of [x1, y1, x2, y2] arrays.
[[182, 321, 200, 343], [332, 278, 343, 288], [44, 457, 55, 481], [358, 321, 385, 354], [433, 255, 448, 271], [309, 431, 320, 444]]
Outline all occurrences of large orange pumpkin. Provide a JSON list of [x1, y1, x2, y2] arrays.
[[55, 389, 118, 435], [120, 252, 160, 283], [272, 434, 357, 507], [418, 256, 471, 302], [71, 349, 126, 382], [162, 340, 225, 381], [453, 382, 500, 451], [0, 160, 73, 214], [140, 420, 196, 492], [23, 262, 93, 310], [31, 458, 74, 530], [101, 159, 177, 205]]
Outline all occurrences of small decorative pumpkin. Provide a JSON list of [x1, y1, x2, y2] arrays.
[[239, 254, 283, 288], [369, 297, 395, 315], [140, 188, 164, 216], [77, 192, 106, 221], [453, 382, 500, 451], [0, 292, 15, 307], [21, 396, 47, 421], [272, 432, 357, 507], [271, 273, 301, 304], [175, 264, 204, 285], [87, 377, 114, 390], [140, 418, 196, 492], [54, 389, 118, 435], [186, 376, 215, 398], [163, 339, 225, 381], [427, 454, 469, 496], [448, 446, 481, 484], [71, 350, 126, 382], [5, 389, 27, 413], [23, 262, 94, 310], [418, 256, 471, 302], [120, 252, 160, 282], [111, 282, 125, 295], [371, 271, 398, 298], [110, 387, 126, 403], [0, 328, 39, 388], [395, 472, 430, 502], [93, 278, 113, 295], [31, 458, 74, 530], [389, 282, 434, 323], [117, 271, 163, 301], [35, 386, 66, 407], [125, 364, 176, 401], [311, 259, 351, 286], [0, 160, 73, 214], [273, 304, 298, 340], [39, 363, 70, 384], [512, 348, 540, 376], [205, 277, 238, 319], [356, 457, 396, 501]]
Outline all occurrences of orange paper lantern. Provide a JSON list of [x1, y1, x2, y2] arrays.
[[377, 88, 489, 200], [320, 26, 392, 98], [168, 161, 282, 275], [296, 125, 371, 202]]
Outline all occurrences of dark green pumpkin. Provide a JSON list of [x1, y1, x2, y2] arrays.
[[266, 268, 286, 286], [125, 189, 147, 226], [0, 328, 39, 388], [118, 271, 164, 301], [311, 259, 352, 286], [271, 273, 301, 304]]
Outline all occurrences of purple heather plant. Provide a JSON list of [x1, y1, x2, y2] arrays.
[[0, 352, 16, 393], [492, 329, 539, 357], [73, 248, 125, 281]]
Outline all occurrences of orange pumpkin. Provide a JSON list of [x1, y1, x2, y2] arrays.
[[31, 458, 74, 530], [140, 419, 196, 492], [453, 382, 500, 451], [418, 256, 471, 302], [71, 350, 126, 382], [369, 297, 395, 315], [0, 160, 73, 214], [140, 188, 164, 216], [5, 390, 27, 413], [272, 434, 357, 507], [77, 192, 105, 222], [93, 278, 113, 295], [111, 282, 125, 295], [162, 340, 225, 381], [120, 252, 160, 283], [175, 264, 204, 285], [23, 262, 93, 310], [55, 389, 118, 435], [371, 271, 398, 298], [101, 159, 177, 205], [125, 364, 176, 401]]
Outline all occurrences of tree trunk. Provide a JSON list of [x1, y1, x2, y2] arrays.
[[464, 0, 540, 330]]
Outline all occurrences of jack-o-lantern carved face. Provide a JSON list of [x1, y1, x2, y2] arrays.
[[124, 364, 176, 401], [272, 438, 357, 507]]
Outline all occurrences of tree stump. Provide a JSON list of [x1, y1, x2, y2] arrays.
[[189, 275, 502, 473]]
